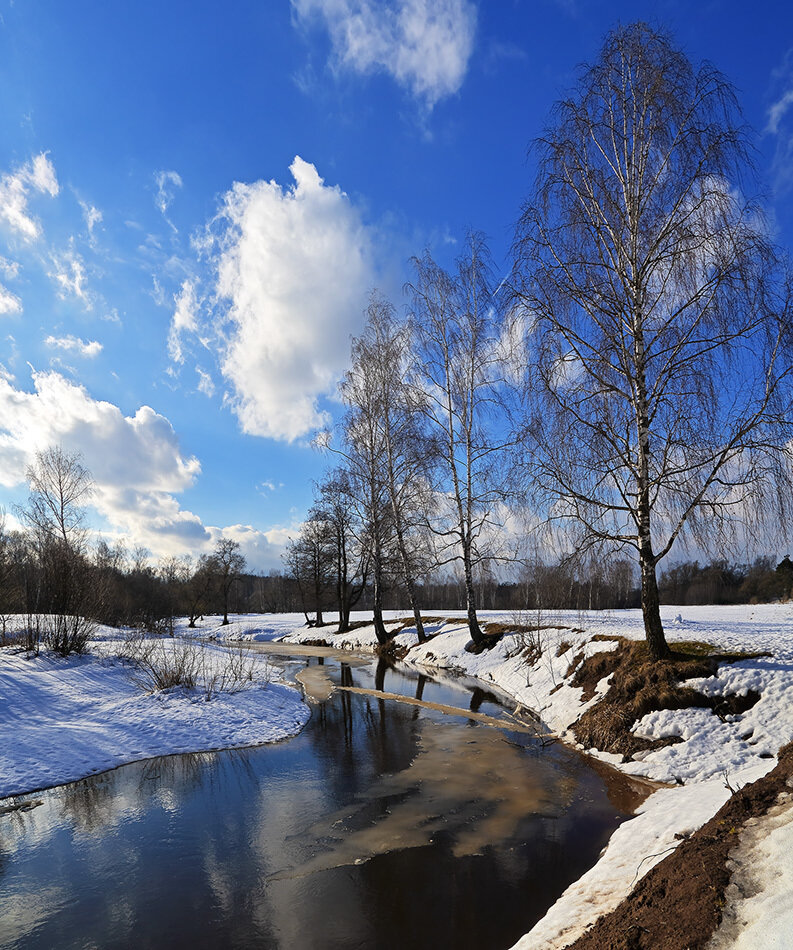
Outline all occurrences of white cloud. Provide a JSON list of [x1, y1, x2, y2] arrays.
[[766, 54, 793, 193], [768, 89, 793, 134], [0, 369, 202, 546], [205, 522, 290, 572], [0, 256, 20, 280], [168, 279, 198, 363], [195, 365, 215, 397], [292, 0, 476, 108], [206, 155, 376, 441], [0, 283, 21, 316], [155, 169, 183, 226], [79, 199, 103, 244], [0, 369, 289, 570], [0, 152, 59, 240], [29, 153, 59, 195], [49, 244, 91, 307], [44, 335, 103, 358]]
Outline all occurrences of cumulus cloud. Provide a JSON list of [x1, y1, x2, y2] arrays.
[[44, 335, 103, 358], [205, 155, 376, 441], [0, 369, 288, 569], [0, 369, 202, 545], [0, 153, 59, 240], [206, 522, 291, 572], [292, 0, 476, 108]]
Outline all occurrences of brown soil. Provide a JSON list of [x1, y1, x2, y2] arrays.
[[570, 638, 761, 758], [566, 742, 793, 950]]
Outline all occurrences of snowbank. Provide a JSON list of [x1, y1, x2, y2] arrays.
[[0, 631, 309, 799], [707, 792, 793, 949]]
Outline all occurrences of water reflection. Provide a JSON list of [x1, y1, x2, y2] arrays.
[[270, 718, 575, 881], [0, 650, 634, 950]]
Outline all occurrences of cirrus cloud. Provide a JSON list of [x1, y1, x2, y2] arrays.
[[292, 0, 477, 109], [0, 153, 59, 241]]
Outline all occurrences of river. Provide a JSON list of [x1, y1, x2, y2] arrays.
[[0, 645, 643, 949]]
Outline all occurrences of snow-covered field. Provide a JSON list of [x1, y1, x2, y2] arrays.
[[2, 604, 792, 948], [0, 625, 309, 799]]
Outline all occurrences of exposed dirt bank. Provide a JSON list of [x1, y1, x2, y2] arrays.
[[565, 741, 793, 949]]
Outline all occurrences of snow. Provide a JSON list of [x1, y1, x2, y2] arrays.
[[513, 775, 738, 950], [707, 793, 793, 949], [0, 628, 309, 799], [3, 603, 792, 948]]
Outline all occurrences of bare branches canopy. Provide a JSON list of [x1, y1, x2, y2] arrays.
[[514, 22, 793, 657]]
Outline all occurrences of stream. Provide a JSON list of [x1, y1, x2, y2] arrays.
[[0, 645, 643, 950]]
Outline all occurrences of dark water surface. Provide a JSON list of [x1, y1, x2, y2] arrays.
[[0, 648, 636, 950]]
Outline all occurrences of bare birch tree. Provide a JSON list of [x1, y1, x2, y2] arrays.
[[408, 232, 513, 650], [19, 446, 97, 654], [209, 537, 245, 625], [312, 472, 369, 633], [23, 447, 93, 549], [284, 518, 333, 626], [514, 23, 793, 659], [348, 294, 434, 642], [335, 320, 396, 646]]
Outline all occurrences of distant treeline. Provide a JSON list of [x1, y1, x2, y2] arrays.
[[3, 450, 791, 653], [3, 527, 790, 644], [658, 557, 793, 607], [232, 554, 793, 619]]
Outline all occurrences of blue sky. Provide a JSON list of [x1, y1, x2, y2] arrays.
[[1, 0, 793, 572]]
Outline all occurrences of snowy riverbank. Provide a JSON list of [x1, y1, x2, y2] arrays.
[[195, 604, 793, 949], [0, 630, 309, 799]]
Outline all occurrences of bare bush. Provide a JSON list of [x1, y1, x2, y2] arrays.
[[202, 642, 268, 700], [42, 612, 95, 655], [118, 633, 269, 699], [506, 609, 549, 664], [9, 611, 94, 656], [121, 636, 200, 692]]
